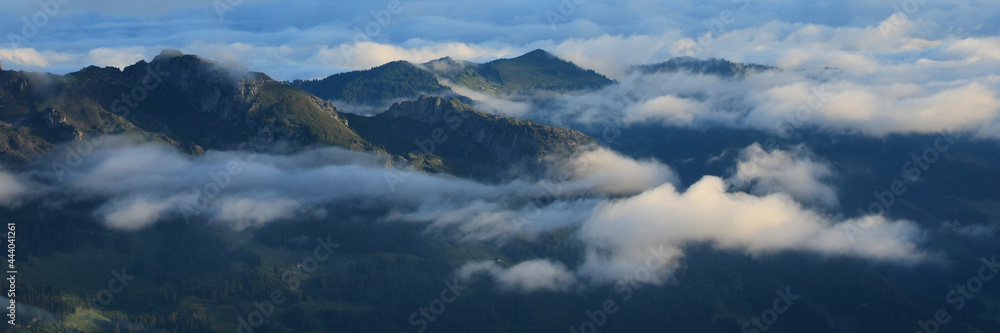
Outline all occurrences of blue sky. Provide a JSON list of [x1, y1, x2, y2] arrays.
[[1, 0, 998, 80]]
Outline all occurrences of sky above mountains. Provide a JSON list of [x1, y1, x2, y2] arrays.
[[1, 0, 998, 80]]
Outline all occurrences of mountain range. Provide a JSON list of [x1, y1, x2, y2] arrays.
[[1, 48, 761, 180], [0, 50, 601, 180], [289, 49, 613, 106], [2, 49, 1000, 333]]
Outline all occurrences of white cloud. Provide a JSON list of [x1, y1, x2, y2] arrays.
[[0, 48, 72, 68], [438, 79, 534, 117], [4, 136, 935, 292], [492, 30, 1000, 140], [0, 169, 28, 207], [313, 41, 516, 71], [729, 143, 838, 207], [385, 146, 677, 242], [941, 221, 999, 240], [86, 47, 149, 69], [556, 147, 677, 195], [577, 176, 924, 285], [2, 10, 997, 140], [28, 136, 605, 233], [543, 32, 687, 80], [215, 197, 302, 231], [459, 259, 577, 292], [623, 94, 707, 126], [98, 197, 173, 231]]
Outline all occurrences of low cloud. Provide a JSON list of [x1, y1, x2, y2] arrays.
[[577, 176, 924, 285], [98, 196, 175, 231], [438, 79, 534, 118], [728, 143, 838, 207], [6, 136, 929, 291], [554, 147, 678, 196], [459, 259, 578, 292], [0, 168, 28, 207], [941, 221, 999, 240], [20, 136, 614, 234], [215, 197, 303, 231], [0, 48, 73, 68], [313, 41, 516, 72], [623, 94, 708, 126]]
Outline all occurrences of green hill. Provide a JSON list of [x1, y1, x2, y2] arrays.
[[425, 49, 614, 94], [290, 60, 454, 105], [345, 96, 594, 180]]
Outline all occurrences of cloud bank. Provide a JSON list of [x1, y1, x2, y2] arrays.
[[0, 168, 28, 207], [502, 31, 1000, 139], [728, 143, 838, 207], [458, 259, 578, 292], [577, 176, 924, 285], [2, 136, 928, 291]]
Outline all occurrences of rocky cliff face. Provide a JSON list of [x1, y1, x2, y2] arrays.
[[0, 50, 369, 163], [106, 50, 363, 150]]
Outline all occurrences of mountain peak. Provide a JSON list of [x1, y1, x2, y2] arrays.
[[292, 59, 453, 105], [636, 56, 777, 77], [422, 56, 474, 74], [154, 49, 185, 60], [483, 49, 612, 91], [381, 59, 414, 67], [137, 49, 272, 84], [519, 49, 554, 59], [149, 49, 219, 68], [298, 48, 611, 103]]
